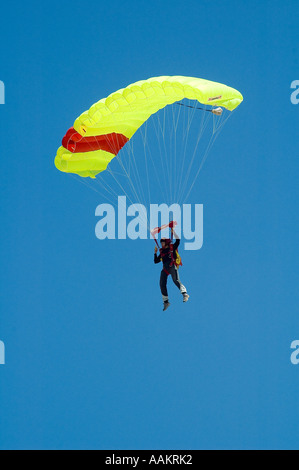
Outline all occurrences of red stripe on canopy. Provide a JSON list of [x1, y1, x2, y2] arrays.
[[62, 127, 129, 155]]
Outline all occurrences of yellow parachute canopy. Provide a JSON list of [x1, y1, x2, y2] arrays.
[[55, 75, 243, 178]]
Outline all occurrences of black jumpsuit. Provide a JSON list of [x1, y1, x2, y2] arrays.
[[154, 239, 187, 302]]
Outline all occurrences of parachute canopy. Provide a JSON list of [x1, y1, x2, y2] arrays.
[[55, 76, 243, 178]]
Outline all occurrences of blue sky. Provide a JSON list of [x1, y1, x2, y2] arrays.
[[0, 0, 298, 450]]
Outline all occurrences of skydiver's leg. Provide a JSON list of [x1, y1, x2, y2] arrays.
[[160, 270, 169, 302], [170, 266, 187, 296]]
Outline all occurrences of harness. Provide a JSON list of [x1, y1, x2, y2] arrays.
[[151, 221, 182, 276]]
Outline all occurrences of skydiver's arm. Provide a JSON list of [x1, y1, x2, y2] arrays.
[[173, 238, 180, 251], [171, 228, 180, 250], [154, 253, 161, 263], [172, 228, 179, 240]]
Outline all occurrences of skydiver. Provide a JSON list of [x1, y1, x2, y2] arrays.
[[154, 227, 189, 311]]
